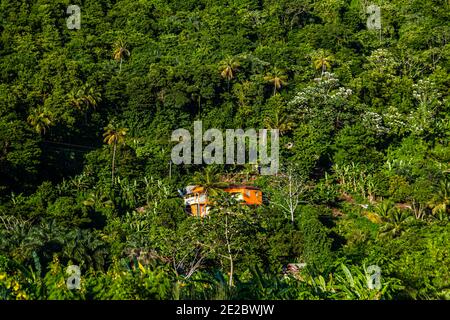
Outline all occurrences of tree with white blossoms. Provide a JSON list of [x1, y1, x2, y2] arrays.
[[365, 49, 399, 75], [408, 79, 442, 137], [361, 111, 389, 136], [382, 106, 407, 136], [289, 72, 353, 129]]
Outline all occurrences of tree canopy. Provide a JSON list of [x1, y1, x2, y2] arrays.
[[0, 0, 449, 300]]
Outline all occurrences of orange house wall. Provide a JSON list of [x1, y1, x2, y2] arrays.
[[223, 187, 262, 205], [188, 187, 262, 217]]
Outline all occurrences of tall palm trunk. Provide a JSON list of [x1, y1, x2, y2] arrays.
[[225, 214, 234, 287], [111, 141, 117, 186]]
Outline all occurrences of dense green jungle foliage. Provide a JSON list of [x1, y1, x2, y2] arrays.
[[0, 0, 449, 300]]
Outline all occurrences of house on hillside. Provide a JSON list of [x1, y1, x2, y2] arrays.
[[181, 185, 263, 217]]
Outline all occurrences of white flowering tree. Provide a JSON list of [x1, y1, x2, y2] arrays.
[[289, 72, 354, 129], [381, 79, 444, 138], [407, 79, 443, 137]]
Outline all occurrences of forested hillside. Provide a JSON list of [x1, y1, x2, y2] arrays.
[[0, 0, 449, 300]]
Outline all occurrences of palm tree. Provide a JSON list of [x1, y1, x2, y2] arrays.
[[264, 110, 294, 136], [69, 84, 102, 124], [103, 124, 128, 186], [68, 91, 82, 110], [264, 67, 288, 95], [83, 191, 114, 210], [113, 38, 130, 72], [379, 208, 413, 238], [219, 56, 240, 90], [374, 200, 395, 218], [69, 84, 101, 112], [313, 49, 334, 77], [62, 229, 108, 270], [428, 178, 449, 217], [192, 166, 227, 197], [27, 107, 53, 135], [192, 167, 227, 216]]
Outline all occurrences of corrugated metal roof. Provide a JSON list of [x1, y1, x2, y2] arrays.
[[184, 184, 261, 195]]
